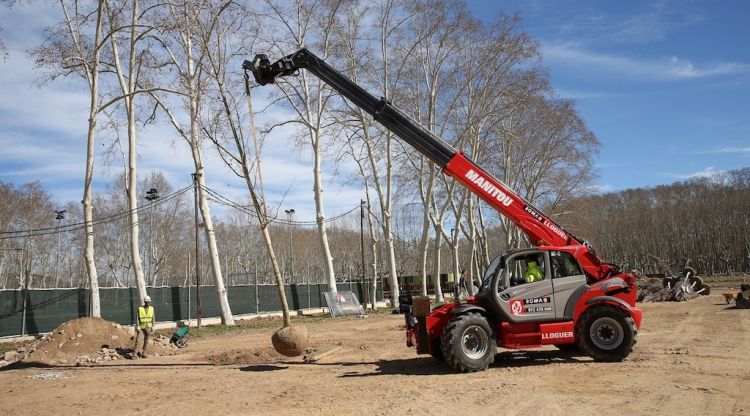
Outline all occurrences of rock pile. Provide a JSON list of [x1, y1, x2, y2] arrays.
[[0, 349, 28, 367], [637, 278, 701, 302]]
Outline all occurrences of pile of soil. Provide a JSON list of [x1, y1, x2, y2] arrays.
[[23, 317, 179, 366], [637, 278, 701, 302], [205, 347, 287, 365]]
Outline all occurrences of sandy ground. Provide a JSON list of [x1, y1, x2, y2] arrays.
[[1, 294, 748, 416]]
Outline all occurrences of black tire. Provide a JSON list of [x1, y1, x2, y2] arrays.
[[576, 305, 637, 362], [430, 338, 444, 361], [440, 312, 496, 372]]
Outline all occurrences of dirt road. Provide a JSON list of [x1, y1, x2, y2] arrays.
[[1, 295, 747, 416]]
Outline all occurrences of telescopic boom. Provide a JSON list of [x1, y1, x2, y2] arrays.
[[244, 49, 618, 280]]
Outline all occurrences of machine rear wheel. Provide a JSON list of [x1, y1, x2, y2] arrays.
[[577, 305, 636, 362], [440, 312, 495, 372]]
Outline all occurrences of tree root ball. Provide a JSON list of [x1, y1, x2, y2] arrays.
[[271, 325, 309, 357]]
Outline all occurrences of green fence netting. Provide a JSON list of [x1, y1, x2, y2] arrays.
[[0, 281, 383, 337]]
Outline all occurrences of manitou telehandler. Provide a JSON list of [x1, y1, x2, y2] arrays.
[[246, 49, 642, 372]]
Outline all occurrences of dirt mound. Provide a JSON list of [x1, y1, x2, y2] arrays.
[[23, 317, 178, 366], [206, 347, 287, 365], [637, 278, 701, 302]]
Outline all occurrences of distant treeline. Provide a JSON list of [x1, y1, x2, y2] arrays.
[[566, 167, 750, 276]]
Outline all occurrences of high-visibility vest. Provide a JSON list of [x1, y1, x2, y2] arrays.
[[525, 266, 543, 283], [138, 306, 154, 329]]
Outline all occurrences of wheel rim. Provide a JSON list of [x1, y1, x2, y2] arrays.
[[461, 325, 489, 359], [589, 317, 624, 351]]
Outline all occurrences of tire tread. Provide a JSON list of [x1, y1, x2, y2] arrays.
[[576, 304, 637, 362], [440, 312, 495, 372]]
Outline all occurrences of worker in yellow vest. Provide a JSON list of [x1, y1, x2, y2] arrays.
[[135, 295, 155, 358], [525, 261, 543, 283]]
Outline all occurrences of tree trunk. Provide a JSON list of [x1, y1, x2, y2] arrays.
[[432, 223, 444, 302], [79, 0, 104, 317], [311, 136, 337, 293], [194, 168, 234, 325], [127, 112, 147, 302], [187, 39, 234, 324], [83, 115, 101, 315]]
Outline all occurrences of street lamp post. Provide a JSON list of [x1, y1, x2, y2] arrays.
[[54, 210, 66, 288], [284, 208, 295, 278], [144, 188, 160, 286]]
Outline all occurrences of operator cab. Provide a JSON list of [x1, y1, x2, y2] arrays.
[[476, 248, 588, 323]]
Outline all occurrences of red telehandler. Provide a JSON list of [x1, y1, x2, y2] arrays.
[[245, 49, 642, 372]]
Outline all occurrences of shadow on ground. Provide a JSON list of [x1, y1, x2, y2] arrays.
[[239, 364, 289, 372], [296, 349, 591, 377], [0, 360, 215, 372]]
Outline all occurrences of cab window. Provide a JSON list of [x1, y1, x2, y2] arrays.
[[508, 253, 546, 286], [481, 255, 504, 291], [550, 251, 582, 278]]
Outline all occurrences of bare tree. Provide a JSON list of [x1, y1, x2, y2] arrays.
[[30, 0, 109, 315], [198, 7, 307, 353], [103, 0, 178, 303], [148, 0, 235, 325], [256, 0, 352, 293]]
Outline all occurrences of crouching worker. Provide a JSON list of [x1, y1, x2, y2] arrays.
[[135, 295, 155, 358]]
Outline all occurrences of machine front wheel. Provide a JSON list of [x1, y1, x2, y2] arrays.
[[440, 312, 495, 372], [576, 305, 636, 362]]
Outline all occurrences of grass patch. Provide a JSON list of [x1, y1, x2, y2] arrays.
[[701, 274, 750, 284]]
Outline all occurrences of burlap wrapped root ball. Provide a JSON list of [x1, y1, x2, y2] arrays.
[[271, 325, 309, 357]]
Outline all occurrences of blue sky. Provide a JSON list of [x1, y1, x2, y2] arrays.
[[471, 0, 750, 191], [0, 0, 748, 220]]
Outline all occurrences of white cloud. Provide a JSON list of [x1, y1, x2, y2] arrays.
[[541, 43, 749, 82], [690, 146, 750, 155], [714, 146, 750, 153], [674, 166, 724, 179], [587, 184, 614, 194]]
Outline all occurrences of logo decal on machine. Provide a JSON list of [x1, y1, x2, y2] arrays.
[[524, 296, 551, 305], [510, 296, 552, 315], [523, 204, 569, 241], [464, 169, 514, 207], [541, 331, 574, 340], [510, 299, 524, 315]]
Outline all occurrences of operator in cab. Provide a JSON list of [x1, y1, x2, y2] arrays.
[[525, 261, 543, 283]]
